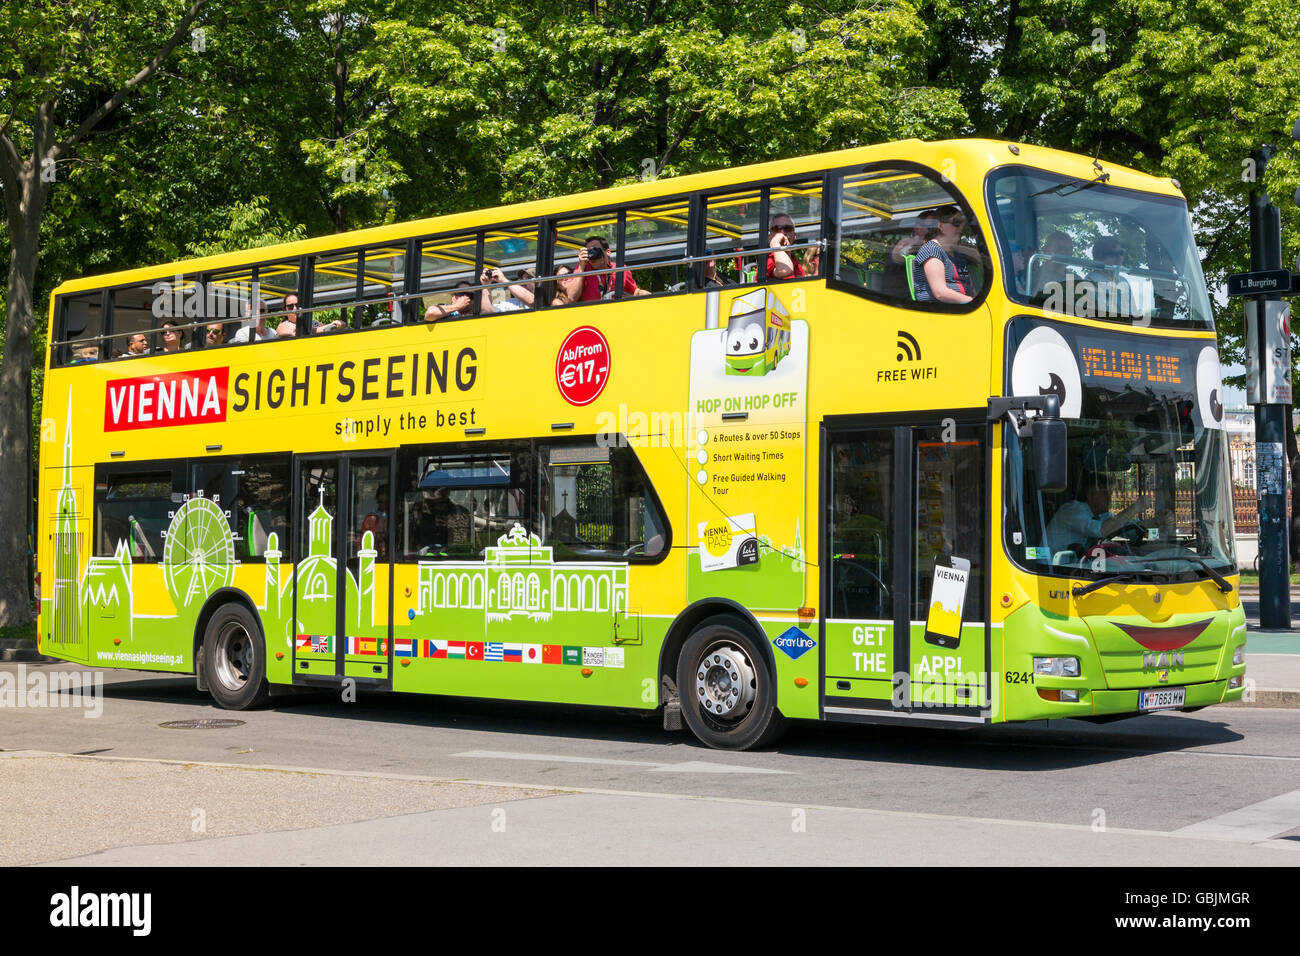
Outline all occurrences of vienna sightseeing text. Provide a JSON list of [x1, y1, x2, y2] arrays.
[[231, 347, 478, 412]]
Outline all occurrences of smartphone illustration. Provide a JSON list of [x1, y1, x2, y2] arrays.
[[924, 555, 970, 648]]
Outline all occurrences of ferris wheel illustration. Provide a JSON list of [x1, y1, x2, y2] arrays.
[[163, 495, 237, 608]]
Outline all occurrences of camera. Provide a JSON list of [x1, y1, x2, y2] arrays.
[[586, 245, 605, 260]]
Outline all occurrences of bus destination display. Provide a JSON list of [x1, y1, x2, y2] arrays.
[[1078, 343, 1183, 386]]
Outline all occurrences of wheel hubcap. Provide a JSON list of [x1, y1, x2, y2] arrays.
[[213, 621, 252, 691], [695, 644, 756, 720]]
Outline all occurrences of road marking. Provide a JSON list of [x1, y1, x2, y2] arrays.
[[451, 750, 793, 774], [1174, 789, 1300, 843]]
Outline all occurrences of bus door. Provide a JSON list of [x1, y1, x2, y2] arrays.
[[292, 453, 395, 690], [821, 416, 989, 723]]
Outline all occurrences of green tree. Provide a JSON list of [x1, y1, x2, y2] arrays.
[[0, 0, 210, 626], [311, 1, 968, 215]]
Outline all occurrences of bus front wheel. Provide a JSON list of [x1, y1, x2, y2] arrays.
[[677, 616, 786, 751], [201, 602, 270, 710]]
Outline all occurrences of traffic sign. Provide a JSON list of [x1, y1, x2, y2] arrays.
[[1226, 269, 1292, 296]]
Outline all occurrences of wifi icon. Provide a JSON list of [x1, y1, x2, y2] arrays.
[[896, 330, 922, 363]]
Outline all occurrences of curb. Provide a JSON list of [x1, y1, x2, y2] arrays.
[[0, 649, 57, 663], [0, 639, 56, 664], [1220, 689, 1300, 709]]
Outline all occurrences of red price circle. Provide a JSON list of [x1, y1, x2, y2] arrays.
[[556, 326, 611, 406]]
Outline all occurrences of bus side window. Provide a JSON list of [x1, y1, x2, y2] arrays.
[[536, 440, 667, 561], [357, 244, 406, 327], [836, 168, 987, 307], [313, 251, 361, 331], [418, 233, 480, 320], [191, 455, 291, 562], [623, 200, 689, 294], [553, 214, 619, 302], [481, 224, 539, 313], [395, 443, 533, 561], [59, 291, 105, 366], [93, 469, 177, 562], [767, 180, 822, 280], [208, 265, 280, 343], [704, 190, 760, 287], [111, 284, 161, 358]]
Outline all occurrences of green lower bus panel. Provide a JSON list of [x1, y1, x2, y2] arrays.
[[824, 677, 892, 701]]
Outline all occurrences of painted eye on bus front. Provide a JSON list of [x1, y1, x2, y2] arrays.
[[724, 323, 764, 355], [1009, 325, 1082, 418], [1196, 345, 1225, 429]]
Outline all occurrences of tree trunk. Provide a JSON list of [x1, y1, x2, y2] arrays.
[[0, 177, 47, 628]]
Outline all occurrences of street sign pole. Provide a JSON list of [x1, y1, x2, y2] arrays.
[[1248, 146, 1292, 629]]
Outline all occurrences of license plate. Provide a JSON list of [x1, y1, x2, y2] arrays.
[[1139, 687, 1186, 711]]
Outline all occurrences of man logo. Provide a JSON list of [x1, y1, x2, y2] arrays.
[[896, 330, 922, 363]]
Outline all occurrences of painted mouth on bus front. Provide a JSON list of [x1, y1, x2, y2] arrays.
[[1115, 619, 1212, 651]]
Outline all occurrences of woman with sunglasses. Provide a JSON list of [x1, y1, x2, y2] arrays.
[[911, 205, 973, 304]]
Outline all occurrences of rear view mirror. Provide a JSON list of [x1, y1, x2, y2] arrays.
[[1032, 416, 1067, 493]]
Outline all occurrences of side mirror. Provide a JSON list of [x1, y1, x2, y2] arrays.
[[1032, 415, 1068, 493]]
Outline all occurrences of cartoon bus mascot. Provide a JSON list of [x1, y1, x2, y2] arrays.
[[722, 288, 791, 376]]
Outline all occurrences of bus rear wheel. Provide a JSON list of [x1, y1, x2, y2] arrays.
[[677, 616, 786, 751], [202, 603, 270, 710]]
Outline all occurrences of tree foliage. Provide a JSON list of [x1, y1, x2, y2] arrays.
[[6, 0, 1300, 620]]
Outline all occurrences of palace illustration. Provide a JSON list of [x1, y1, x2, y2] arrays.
[[415, 523, 630, 626]]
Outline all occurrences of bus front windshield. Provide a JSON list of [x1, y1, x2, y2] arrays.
[[987, 167, 1214, 331], [1004, 320, 1236, 583]]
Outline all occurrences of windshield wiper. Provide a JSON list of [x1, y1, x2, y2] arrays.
[[1141, 554, 1234, 593], [1028, 172, 1111, 199], [1072, 573, 1145, 598]]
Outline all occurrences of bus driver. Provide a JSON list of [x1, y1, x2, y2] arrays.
[[1046, 478, 1149, 557]]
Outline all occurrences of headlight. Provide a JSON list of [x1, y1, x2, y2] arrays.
[[1232, 644, 1246, 665], [1033, 656, 1080, 677]]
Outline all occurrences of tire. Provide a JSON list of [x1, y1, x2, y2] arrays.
[[676, 615, 786, 751], [201, 602, 270, 710]]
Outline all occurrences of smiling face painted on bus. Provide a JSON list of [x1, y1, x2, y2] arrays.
[[720, 288, 791, 377], [723, 311, 768, 376]]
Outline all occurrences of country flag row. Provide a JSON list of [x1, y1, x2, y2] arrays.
[[294, 636, 625, 669]]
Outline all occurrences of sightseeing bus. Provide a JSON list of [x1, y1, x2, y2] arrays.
[[36, 139, 1246, 750]]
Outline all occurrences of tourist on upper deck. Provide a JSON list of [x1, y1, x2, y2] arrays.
[[570, 237, 648, 301], [910, 205, 973, 304], [424, 281, 478, 321]]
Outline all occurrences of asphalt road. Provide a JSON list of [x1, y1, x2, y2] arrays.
[[3, 661, 1298, 865]]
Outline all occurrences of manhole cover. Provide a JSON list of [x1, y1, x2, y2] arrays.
[[158, 719, 246, 730]]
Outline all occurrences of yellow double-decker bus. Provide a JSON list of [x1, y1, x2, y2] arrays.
[[36, 139, 1245, 749]]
